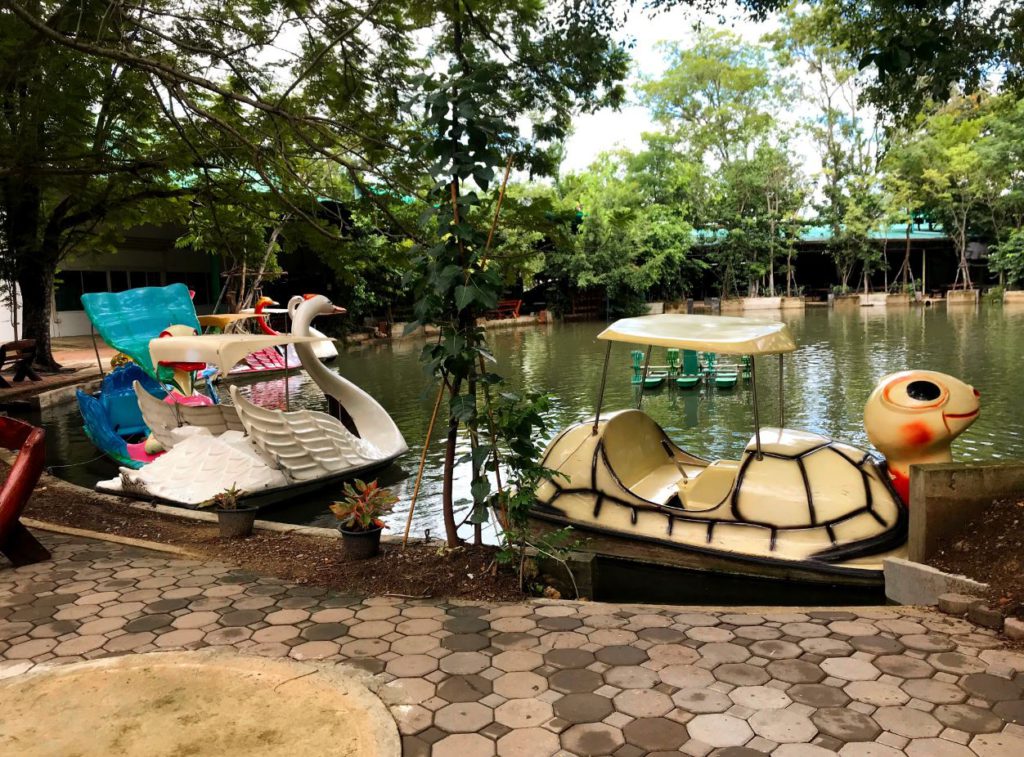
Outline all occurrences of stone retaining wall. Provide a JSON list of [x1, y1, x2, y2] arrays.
[[908, 461, 1024, 562], [946, 289, 979, 306]]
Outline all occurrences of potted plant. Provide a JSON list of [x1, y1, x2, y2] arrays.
[[330, 479, 398, 559], [199, 485, 257, 538]]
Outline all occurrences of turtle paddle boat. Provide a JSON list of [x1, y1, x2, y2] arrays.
[[531, 314, 980, 587]]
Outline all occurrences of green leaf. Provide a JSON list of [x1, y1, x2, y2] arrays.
[[470, 477, 491, 503], [450, 394, 476, 422], [454, 285, 474, 310], [471, 445, 491, 471]]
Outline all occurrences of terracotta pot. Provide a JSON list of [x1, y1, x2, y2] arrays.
[[340, 525, 383, 560], [217, 508, 257, 538]]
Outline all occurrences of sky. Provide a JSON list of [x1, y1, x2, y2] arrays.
[[559, 2, 819, 177]]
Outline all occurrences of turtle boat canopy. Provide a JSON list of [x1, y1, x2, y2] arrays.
[[598, 313, 797, 355]]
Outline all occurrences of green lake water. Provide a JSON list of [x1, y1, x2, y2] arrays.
[[39, 303, 1024, 542]]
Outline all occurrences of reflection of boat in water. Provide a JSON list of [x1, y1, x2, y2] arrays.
[[76, 285, 405, 508], [531, 314, 980, 587]]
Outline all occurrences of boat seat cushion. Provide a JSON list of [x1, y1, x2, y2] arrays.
[[678, 460, 740, 511], [600, 410, 676, 489], [630, 463, 686, 505]]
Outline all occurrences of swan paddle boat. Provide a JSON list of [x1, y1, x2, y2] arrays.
[[77, 286, 406, 507], [531, 314, 980, 586]]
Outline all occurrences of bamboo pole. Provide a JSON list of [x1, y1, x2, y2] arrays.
[[402, 381, 447, 547], [484, 155, 514, 259]]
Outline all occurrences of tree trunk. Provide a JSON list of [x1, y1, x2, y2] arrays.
[[16, 256, 60, 370], [441, 409, 461, 547], [786, 250, 793, 297], [2, 180, 61, 370], [441, 375, 465, 548]]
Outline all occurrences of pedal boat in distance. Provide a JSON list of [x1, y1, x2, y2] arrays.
[[530, 313, 980, 587]]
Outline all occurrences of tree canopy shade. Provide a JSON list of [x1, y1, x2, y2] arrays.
[[0, 0, 630, 367]]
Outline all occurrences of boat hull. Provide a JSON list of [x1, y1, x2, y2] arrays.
[[97, 453, 401, 512], [528, 507, 885, 588]]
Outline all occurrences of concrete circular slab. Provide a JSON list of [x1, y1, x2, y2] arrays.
[[0, 650, 399, 757]]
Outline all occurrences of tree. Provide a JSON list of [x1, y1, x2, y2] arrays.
[[1, 0, 433, 368], [642, 29, 784, 166], [884, 96, 991, 290], [405, 0, 629, 547], [770, 2, 884, 293], [713, 144, 806, 297], [808, 0, 1020, 122], [1, 3, 191, 366], [555, 148, 703, 314]]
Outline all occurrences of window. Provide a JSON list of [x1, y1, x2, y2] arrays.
[[54, 271, 110, 311], [109, 271, 130, 292], [166, 271, 210, 305], [81, 271, 108, 296], [54, 271, 85, 311]]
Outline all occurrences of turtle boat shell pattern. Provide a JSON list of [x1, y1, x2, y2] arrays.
[[533, 411, 906, 567]]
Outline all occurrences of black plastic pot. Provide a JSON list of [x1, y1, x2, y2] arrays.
[[340, 525, 383, 560], [217, 508, 257, 538]]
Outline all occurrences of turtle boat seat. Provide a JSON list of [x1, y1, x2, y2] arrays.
[[676, 459, 740, 511], [600, 411, 705, 504]]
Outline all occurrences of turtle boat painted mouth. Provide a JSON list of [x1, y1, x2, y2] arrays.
[[943, 408, 979, 420]]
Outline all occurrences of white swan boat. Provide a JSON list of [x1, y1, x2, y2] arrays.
[[96, 295, 408, 508]]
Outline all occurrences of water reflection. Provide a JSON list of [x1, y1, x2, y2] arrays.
[[38, 304, 1024, 539]]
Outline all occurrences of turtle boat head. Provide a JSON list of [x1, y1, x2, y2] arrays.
[[864, 370, 980, 502]]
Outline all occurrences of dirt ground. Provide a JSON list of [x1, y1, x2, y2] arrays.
[[24, 475, 523, 602], [929, 497, 1024, 620]]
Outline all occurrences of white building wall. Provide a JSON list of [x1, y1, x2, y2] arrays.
[[0, 224, 217, 344]]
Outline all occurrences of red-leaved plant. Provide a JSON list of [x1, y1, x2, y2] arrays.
[[330, 479, 398, 532]]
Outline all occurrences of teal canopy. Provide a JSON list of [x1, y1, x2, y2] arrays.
[[81, 284, 202, 377]]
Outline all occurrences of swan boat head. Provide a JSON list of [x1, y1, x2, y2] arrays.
[[864, 370, 980, 503], [288, 294, 346, 329]]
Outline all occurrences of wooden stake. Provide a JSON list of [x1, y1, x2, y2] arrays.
[[402, 381, 447, 547], [484, 155, 514, 259]]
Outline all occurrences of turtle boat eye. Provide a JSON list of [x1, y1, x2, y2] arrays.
[[906, 380, 941, 402]]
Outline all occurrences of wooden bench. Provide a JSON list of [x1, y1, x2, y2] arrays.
[[485, 299, 523, 320], [0, 416, 50, 567], [0, 340, 41, 389]]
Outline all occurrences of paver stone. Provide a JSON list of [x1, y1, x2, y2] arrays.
[[811, 707, 881, 741], [872, 706, 942, 738], [621, 717, 688, 751], [686, 713, 753, 747], [560, 723, 625, 755]]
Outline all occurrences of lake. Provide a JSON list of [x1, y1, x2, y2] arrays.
[[39, 303, 1024, 543]]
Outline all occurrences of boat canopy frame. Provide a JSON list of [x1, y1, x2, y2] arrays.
[[148, 333, 326, 376], [592, 314, 798, 459]]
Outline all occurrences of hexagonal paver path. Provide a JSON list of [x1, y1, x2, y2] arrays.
[[3, 531, 1024, 756]]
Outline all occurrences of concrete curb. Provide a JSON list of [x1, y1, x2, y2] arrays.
[[32, 465, 424, 546], [884, 556, 989, 605], [21, 517, 201, 558]]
